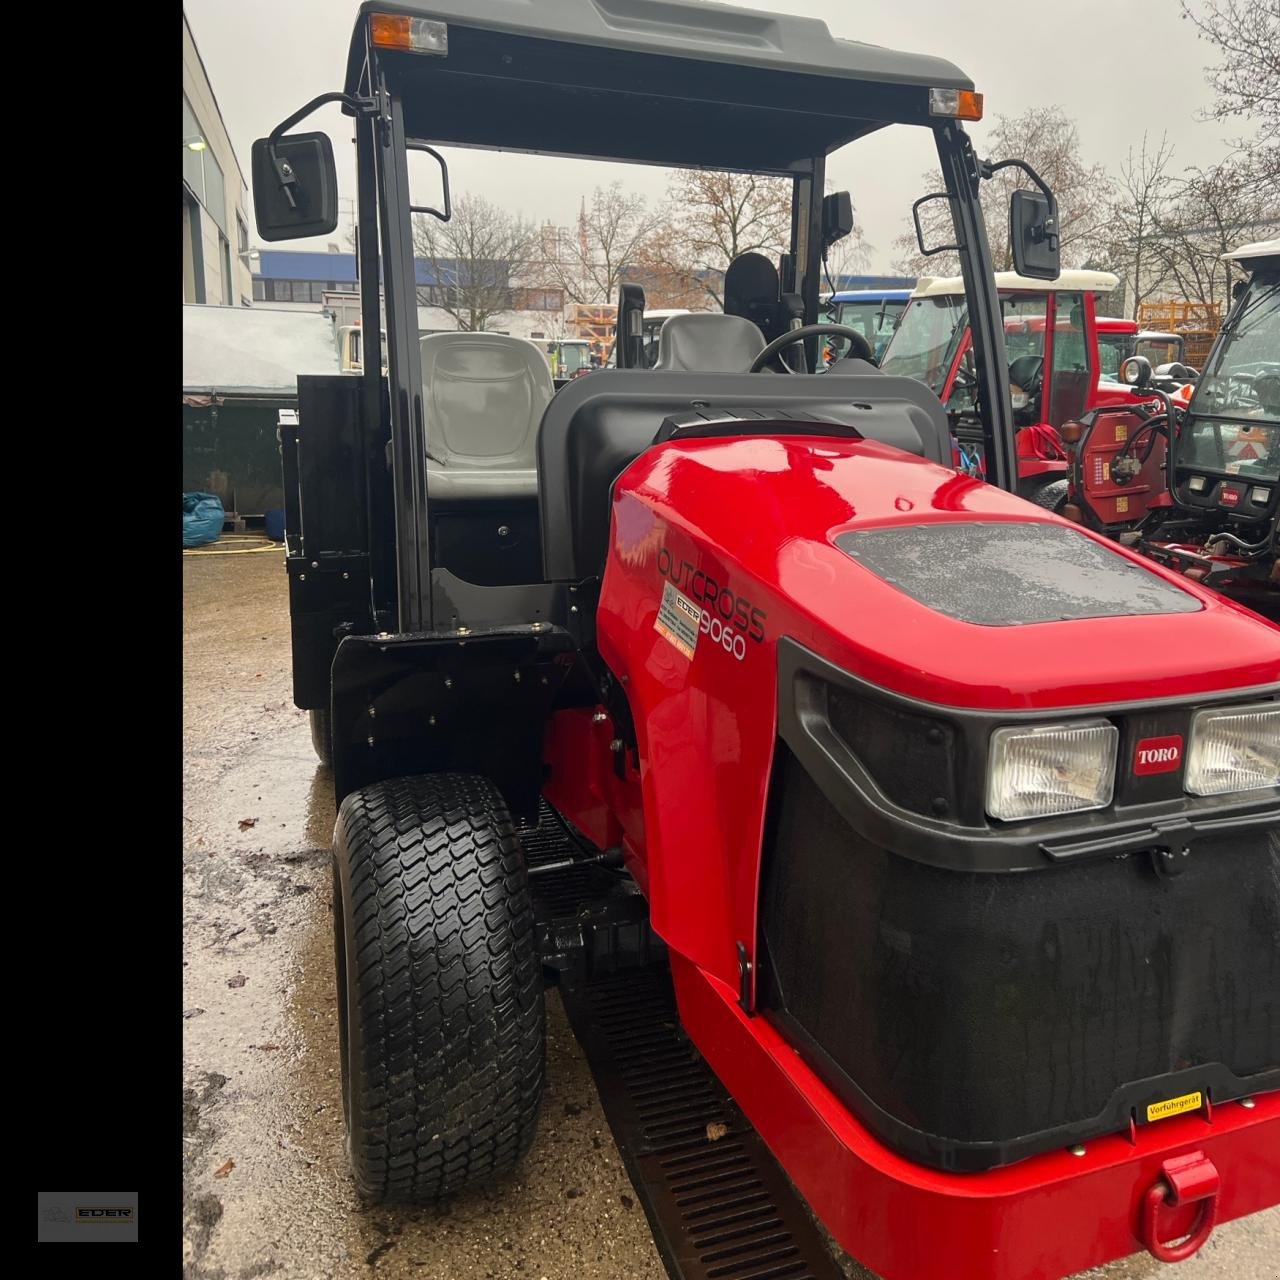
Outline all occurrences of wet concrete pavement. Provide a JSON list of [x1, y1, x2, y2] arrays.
[[183, 546, 1277, 1280]]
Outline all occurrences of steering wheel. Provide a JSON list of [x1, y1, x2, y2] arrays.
[[749, 324, 875, 374]]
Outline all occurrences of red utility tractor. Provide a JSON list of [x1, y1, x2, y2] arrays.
[[253, 6, 1279, 1280]]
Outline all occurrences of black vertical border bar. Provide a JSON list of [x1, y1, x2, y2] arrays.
[[935, 122, 1017, 494], [373, 58, 433, 631]]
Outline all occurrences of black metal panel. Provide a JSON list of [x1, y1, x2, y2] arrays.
[[287, 376, 378, 709], [329, 625, 576, 815], [296, 375, 368, 556], [834, 521, 1203, 625], [757, 742, 1280, 1172]]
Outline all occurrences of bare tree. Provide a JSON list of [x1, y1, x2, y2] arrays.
[[1150, 162, 1280, 311], [894, 107, 1109, 275], [413, 194, 538, 331], [1180, 0, 1280, 192], [652, 170, 793, 306], [1104, 133, 1177, 319], [540, 183, 664, 305]]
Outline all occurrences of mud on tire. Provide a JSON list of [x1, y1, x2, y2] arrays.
[[332, 773, 545, 1203]]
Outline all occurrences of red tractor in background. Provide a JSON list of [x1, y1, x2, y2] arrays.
[[879, 270, 1160, 509], [1060, 240, 1278, 621]]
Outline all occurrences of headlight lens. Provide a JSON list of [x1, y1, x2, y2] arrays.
[[987, 720, 1118, 821], [1185, 703, 1280, 797]]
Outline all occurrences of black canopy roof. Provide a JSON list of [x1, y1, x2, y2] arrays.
[[346, 0, 974, 172]]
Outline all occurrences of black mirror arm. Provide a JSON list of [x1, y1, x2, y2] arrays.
[[979, 158, 1060, 251], [267, 92, 377, 209]]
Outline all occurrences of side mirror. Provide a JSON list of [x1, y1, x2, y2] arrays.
[[1120, 355, 1152, 389], [251, 132, 338, 242], [821, 191, 854, 249], [1009, 189, 1060, 280]]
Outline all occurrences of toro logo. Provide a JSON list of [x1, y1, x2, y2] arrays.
[[1133, 734, 1183, 776], [1220, 486, 1241, 507]]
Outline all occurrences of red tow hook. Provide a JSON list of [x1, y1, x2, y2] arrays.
[[1139, 1151, 1220, 1263]]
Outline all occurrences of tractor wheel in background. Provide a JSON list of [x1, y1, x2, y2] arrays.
[[309, 708, 332, 766], [332, 773, 545, 1204], [1022, 478, 1069, 514]]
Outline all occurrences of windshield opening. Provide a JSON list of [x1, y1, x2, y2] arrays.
[[826, 299, 908, 364], [878, 296, 967, 391], [1182, 274, 1279, 481], [1189, 275, 1279, 425]]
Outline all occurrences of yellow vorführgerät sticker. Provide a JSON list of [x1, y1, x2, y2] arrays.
[[1146, 1091, 1202, 1123]]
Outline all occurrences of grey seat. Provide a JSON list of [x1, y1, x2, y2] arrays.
[[420, 331, 553, 498], [652, 313, 766, 373]]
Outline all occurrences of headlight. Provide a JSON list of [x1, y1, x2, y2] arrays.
[[1185, 703, 1280, 797], [987, 720, 1118, 821]]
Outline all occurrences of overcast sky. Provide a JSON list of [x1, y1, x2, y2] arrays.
[[186, 0, 1232, 272]]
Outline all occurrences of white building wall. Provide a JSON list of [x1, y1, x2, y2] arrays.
[[183, 13, 252, 306]]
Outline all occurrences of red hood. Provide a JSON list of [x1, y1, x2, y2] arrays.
[[621, 435, 1280, 710]]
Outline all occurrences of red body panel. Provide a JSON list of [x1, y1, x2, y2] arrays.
[[672, 952, 1280, 1280], [567, 433, 1280, 1279]]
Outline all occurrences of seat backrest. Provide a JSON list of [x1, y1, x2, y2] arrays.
[[420, 331, 553, 498], [652, 313, 766, 373], [536, 369, 951, 581]]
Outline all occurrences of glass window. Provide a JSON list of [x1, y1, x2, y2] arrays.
[[253, 278, 266, 302], [1001, 293, 1049, 364], [832, 299, 908, 362], [236, 215, 249, 256], [1187, 277, 1279, 482], [1048, 292, 1089, 426], [203, 149, 227, 235], [1097, 333, 1126, 381], [182, 94, 204, 200], [1002, 292, 1049, 421], [879, 295, 967, 394]]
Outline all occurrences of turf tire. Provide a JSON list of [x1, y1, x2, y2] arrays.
[[332, 773, 544, 1203], [309, 708, 332, 766]]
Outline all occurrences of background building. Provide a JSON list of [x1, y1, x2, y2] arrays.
[[253, 249, 565, 340], [183, 10, 252, 307]]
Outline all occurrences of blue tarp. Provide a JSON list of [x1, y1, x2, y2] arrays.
[[183, 492, 225, 548]]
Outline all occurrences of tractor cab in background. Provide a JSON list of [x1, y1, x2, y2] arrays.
[[878, 269, 1145, 506], [1061, 239, 1279, 619]]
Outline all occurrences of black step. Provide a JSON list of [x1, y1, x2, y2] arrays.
[[561, 968, 847, 1280], [524, 805, 844, 1280]]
